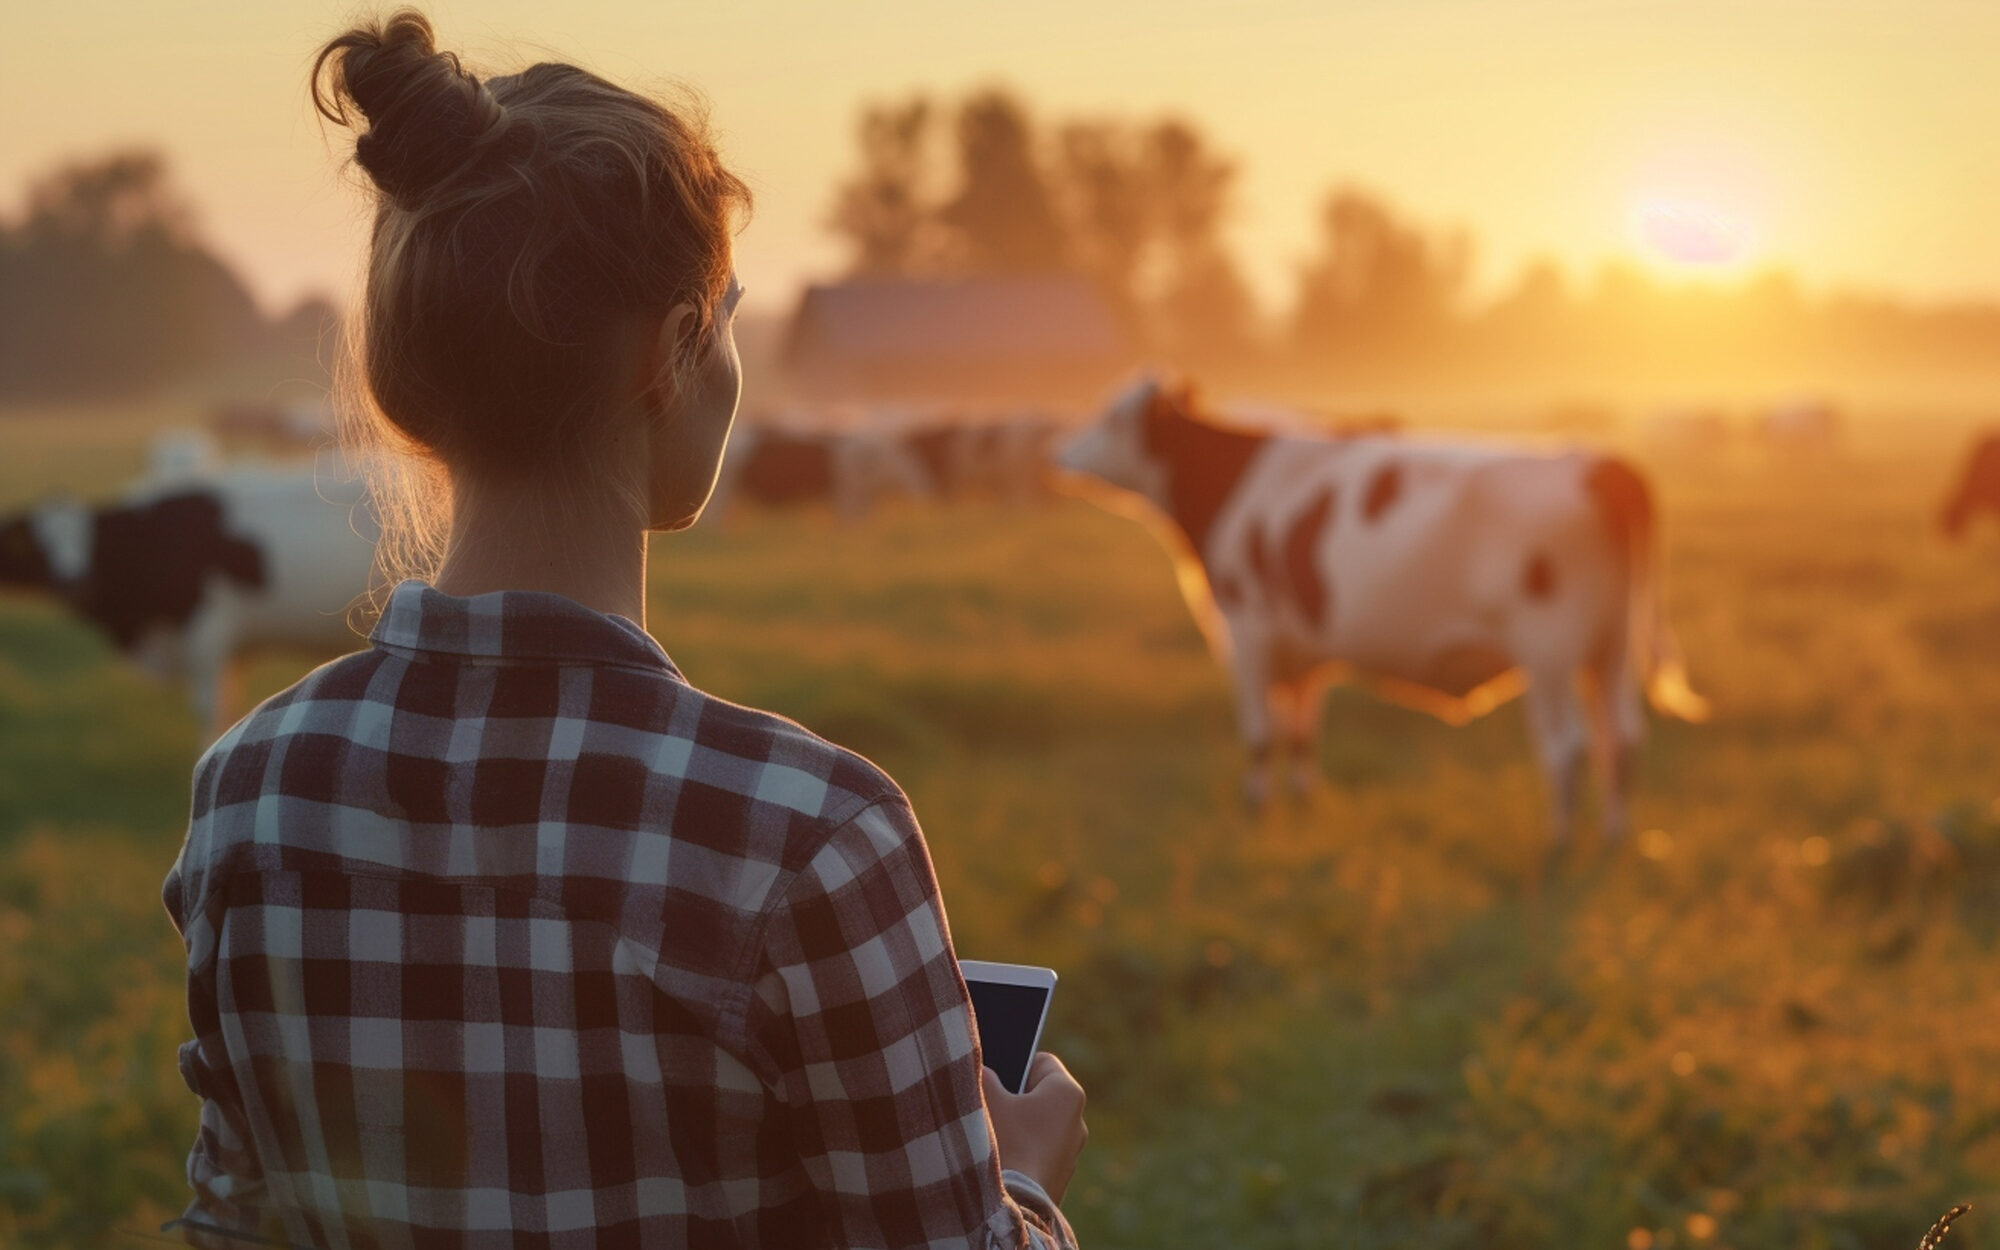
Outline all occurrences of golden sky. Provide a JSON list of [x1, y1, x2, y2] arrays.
[[4, 0, 1996, 318]]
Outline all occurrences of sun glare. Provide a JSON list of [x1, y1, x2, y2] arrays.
[[1632, 196, 1754, 277]]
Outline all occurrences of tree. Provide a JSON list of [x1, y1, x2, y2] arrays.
[[1054, 120, 1151, 324], [0, 149, 267, 397], [1292, 189, 1469, 370], [827, 89, 1071, 279], [1472, 257, 1571, 371], [826, 96, 951, 277], [1138, 121, 1258, 368], [1155, 242, 1260, 370], [822, 90, 1263, 367], [939, 90, 1067, 274], [1054, 116, 1257, 365]]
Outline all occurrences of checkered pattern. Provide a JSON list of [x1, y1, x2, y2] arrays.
[[162, 580, 1077, 1249]]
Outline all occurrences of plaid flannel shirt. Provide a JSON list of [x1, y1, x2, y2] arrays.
[[162, 580, 1078, 1250]]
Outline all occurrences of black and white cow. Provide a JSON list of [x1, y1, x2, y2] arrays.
[[1942, 432, 2000, 539], [1057, 378, 1709, 842], [0, 461, 377, 735]]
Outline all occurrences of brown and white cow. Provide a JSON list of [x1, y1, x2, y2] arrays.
[[1942, 432, 2000, 539], [1056, 378, 1709, 842], [902, 417, 1063, 503], [707, 425, 932, 519]]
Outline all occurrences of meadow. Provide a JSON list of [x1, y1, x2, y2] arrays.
[[3, 400, 2000, 1249]]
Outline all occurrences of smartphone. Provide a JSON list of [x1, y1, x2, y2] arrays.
[[959, 960, 1057, 1095]]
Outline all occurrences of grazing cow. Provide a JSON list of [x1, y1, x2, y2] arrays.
[[0, 462, 377, 735], [1056, 378, 1709, 842], [1755, 400, 1842, 456], [902, 416, 1062, 502], [708, 425, 931, 519], [211, 399, 336, 454], [1643, 407, 1734, 457], [1942, 433, 2000, 539]]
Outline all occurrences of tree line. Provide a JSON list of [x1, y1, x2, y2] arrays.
[[826, 88, 2000, 392], [4, 122, 1998, 404], [0, 151, 332, 400]]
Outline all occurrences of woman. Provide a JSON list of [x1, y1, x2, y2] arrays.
[[161, 11, 1087, 1247]]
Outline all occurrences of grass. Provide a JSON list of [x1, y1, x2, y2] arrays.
[[3, 404, 2000, 1248]]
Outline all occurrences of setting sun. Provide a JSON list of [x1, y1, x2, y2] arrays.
[[1633, 196, 1754, 275]]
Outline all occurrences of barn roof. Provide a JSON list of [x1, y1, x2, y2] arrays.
[[782, 274, 1135, 403]]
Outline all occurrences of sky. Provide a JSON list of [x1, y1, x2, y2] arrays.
[[4, 0, 1997, 320]]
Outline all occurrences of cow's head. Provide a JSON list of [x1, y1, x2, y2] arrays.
[[1055, 375, 1201, 506], [1061, 375, 1277, 557], [0, 498, 91, 590]]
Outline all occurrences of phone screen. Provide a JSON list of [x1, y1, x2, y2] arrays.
[[964, 978, 1051, 1095]]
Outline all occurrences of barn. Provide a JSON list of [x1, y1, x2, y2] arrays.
[[781, 274, 1136, 406]]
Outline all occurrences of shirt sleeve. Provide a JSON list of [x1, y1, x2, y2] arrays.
[[162, 780, 273, 1247], [745, 794, 1079, 1250]]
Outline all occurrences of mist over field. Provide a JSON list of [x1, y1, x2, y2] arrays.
[[8, 399, 2000, 1248]]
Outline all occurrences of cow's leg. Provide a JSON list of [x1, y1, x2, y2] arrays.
[[832, 462, 867, 519], [1588, 645, 1649, 844], [1521, 670, 1588, 849], [181, 594, 239, 740], [1284, 676, 1329, 798], [1229, 641, 1277, 809], [181, 651, 220, 736]]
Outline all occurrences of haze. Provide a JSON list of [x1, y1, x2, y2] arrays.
[[4, 0, 1996, 317]]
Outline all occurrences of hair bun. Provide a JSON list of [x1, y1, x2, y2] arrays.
[[312, 9, 508, 207]]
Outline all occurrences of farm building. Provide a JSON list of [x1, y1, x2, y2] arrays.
[[781, 274, 1137, 406]]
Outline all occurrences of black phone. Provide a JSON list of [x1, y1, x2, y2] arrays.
[[959, 960, 1057, 1095]]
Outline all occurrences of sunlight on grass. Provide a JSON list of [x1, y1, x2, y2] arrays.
[[3, 411, 1999, 1247]]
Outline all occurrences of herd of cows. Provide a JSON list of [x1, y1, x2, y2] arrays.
[[5, 382, 2000, 845]]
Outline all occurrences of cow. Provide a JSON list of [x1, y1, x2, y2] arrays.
[[707, 424, 931, 519], [1942, 432, 2000, 539], [211, 398, 336, 454], [1055, 377, 1709, 845], [901, 417, 1063, 502], [1642, 407, 1734, 458], [1755, 400, 1842, 456], [0, 459, 377, 736]]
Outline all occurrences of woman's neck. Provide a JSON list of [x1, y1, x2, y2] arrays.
[[431, 472, 651, 627]]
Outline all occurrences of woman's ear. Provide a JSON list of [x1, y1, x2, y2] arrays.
[[657, 301, 701, 368], [657, 301, 700, 356], [642, 301, 701, 419]]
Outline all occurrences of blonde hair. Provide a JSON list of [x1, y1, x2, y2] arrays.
[[311, 9, 751, 595]]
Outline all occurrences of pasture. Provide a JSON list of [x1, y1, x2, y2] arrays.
[[4, 401, 2000, 1249]]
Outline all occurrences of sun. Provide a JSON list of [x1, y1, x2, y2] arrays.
[[1631, 195, 1754, 277]]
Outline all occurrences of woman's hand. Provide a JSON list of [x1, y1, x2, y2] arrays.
[[982, 1051, 1088, 1204]]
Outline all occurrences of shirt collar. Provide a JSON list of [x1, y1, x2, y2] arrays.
[[369, 579, 682, 678]]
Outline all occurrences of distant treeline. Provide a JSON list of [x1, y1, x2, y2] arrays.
[[7, 128, 1998, 404], [827, 89, 2000, 390], [0, 151, 334, 400]]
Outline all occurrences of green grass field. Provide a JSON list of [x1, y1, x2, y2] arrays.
[[4, 403, 2000, 1249]]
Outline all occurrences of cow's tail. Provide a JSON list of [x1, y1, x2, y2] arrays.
[[1587, 456, 1711, 723]]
